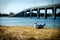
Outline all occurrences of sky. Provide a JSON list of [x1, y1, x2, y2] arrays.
[[0, 0, 60, 14]]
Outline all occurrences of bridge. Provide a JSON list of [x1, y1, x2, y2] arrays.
[[12, 3, 60, 19]]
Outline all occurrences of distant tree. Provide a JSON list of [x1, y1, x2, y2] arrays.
[[9, 12, 14, 16], [0, 13, 1, 14], [0, 13, 9, 17], [0, 13, 1, 17]]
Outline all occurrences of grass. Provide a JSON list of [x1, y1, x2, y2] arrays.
[[0, 25, 60, 40]]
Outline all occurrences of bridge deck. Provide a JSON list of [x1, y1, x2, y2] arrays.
[[23, 3, 60, 11]]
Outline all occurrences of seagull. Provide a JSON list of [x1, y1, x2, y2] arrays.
[[38, 24, 45, 29], [34, 22, 45, 29]]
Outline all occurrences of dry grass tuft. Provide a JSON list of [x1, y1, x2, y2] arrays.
[[0, 26, 60, 40]]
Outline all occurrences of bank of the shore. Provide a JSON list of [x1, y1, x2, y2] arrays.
[[0, 26, 60, 40]]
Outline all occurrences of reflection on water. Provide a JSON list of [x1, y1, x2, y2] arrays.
[[0, 17, 60, 28]]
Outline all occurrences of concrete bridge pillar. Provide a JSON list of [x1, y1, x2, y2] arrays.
[[44, 8, 47, 19], [52, 6, 56, 19], [37, 9, 40, 18], [30, 9, 33, 18], [24, 11, 26, 17]]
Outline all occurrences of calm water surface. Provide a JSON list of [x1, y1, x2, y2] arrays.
[[0, 17, 60, 28]]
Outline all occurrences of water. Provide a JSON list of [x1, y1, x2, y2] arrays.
[[0, 17, 60, 28]]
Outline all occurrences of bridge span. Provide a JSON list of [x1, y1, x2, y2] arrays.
[[12, 3, 60, 19]]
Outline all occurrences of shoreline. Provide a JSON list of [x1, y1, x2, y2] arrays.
[[0, 25, 60, 28]]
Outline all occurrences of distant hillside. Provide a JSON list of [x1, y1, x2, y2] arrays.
[[0, 14, 9, 17], [0, 12, 14, 17]]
